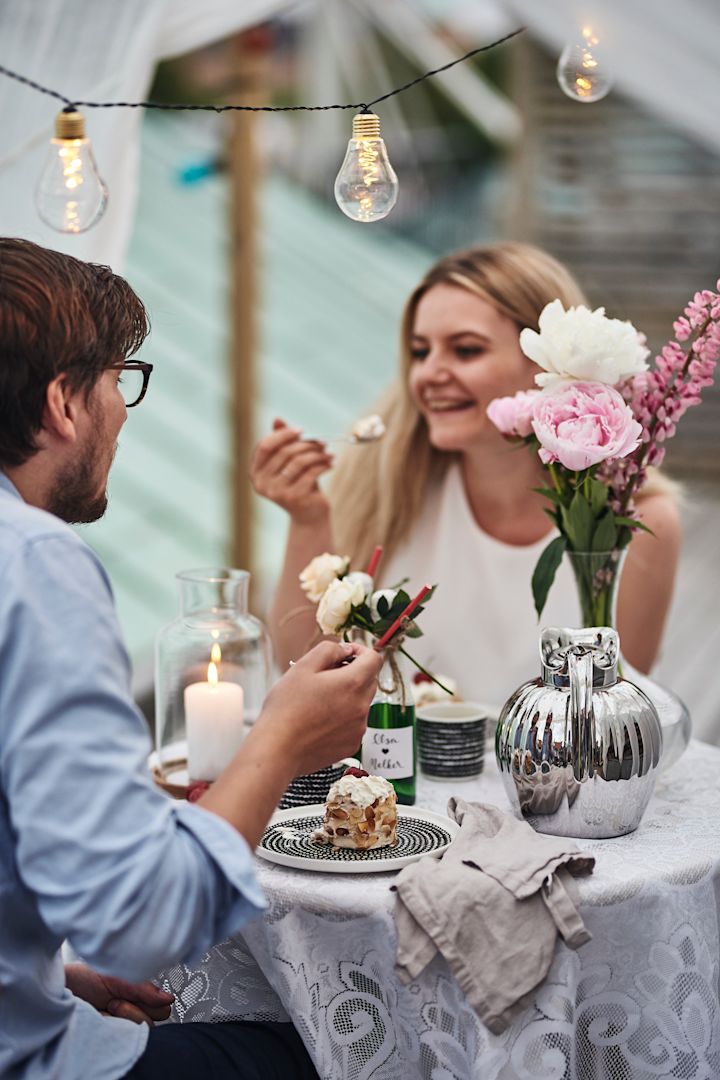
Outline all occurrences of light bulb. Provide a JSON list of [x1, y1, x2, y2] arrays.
[[334, 113, 398, 223], [35, 110, 108, 233], [557, 26, 614, 103]]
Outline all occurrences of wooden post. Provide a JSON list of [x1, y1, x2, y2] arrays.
[[227, 33, 270, 586]]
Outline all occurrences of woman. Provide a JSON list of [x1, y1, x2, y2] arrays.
[[251, 243, 681, 708]]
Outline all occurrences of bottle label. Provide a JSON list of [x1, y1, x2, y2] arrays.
[[362, 726, 414, 779]]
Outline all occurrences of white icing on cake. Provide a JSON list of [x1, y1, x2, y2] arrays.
[[327, 773, 394, 808]]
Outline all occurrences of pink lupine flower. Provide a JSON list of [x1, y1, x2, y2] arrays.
[[532, 381, 642, 471]]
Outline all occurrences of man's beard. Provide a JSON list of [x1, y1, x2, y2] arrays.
[[46, 442, 112, 525]]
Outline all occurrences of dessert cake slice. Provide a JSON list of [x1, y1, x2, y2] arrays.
[[312, 767, 397, 850]]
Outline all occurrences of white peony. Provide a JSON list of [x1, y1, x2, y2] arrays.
[[299, 553, 350, 603], [344, 571, 374, 600], [317, 577, 366, 635], [369, 589, 398, 622], [520, 299, 650, 388]]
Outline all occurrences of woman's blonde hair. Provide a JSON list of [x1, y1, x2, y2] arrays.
[[329, 242, 676, 569]]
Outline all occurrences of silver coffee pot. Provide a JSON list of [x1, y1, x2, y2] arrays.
[[495, 627, 663, 838]]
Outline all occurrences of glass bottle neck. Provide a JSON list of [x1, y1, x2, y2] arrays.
[[374, 648, 412, 708]]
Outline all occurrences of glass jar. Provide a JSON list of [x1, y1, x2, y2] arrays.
[[361, 648, 416, 805], [155, 568, 272, 785]]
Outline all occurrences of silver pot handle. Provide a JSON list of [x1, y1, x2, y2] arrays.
[[568, 646, 595, 782]]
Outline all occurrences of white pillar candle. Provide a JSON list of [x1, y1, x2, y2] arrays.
[[185, 652, 245, 781]]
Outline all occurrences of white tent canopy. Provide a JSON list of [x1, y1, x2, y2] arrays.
[[0, 0, 718, 268], [0, 0, 287, 268]]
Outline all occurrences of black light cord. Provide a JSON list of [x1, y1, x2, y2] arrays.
[[0, 27, 525, 115]]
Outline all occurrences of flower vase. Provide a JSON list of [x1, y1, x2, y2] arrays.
[[566, 548, 624, 631], [564, 549, 691, 770]]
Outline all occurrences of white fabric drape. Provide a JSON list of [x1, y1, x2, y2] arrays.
[[0, 0, 288, 269]]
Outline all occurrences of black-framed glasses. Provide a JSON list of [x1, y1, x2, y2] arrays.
[[108, 361, 154, 408]]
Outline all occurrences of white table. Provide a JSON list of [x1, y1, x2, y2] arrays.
[[160, 740, 720, 1079]]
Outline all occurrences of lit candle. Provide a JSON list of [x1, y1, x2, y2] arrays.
[[185, 644, 245, 781]]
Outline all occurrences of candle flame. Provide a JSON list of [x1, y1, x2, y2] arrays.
[[207, 642, 222, 687]]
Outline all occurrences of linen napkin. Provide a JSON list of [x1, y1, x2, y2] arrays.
[[393, 798, 595, 1034]]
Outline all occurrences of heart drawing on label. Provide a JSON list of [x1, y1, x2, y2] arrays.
[[382, 748, 389, 754]]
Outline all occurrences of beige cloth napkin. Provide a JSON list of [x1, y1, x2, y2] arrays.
[[393, 799, 595, 1034]]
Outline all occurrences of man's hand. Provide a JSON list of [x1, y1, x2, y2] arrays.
[[199, 641, 383, 847], [259, 641, 383, 776], [65, 963, 174, 1026]]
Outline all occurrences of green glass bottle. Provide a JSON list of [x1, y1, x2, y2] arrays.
[[361, 651, 416, 805]]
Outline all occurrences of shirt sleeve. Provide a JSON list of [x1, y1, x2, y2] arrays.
[[0, 532, 266, 982]]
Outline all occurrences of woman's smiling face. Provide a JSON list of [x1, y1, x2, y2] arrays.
[[407, 283, 538, 452]]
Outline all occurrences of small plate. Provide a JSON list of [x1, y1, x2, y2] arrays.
[[257, 804, 458, 874]]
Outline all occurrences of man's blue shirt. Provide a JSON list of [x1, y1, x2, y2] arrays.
[[0, 472, 266, 1078]]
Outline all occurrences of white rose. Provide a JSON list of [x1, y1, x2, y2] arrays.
[[317, 577, 365, 635], [317, 578, 367, 635], [369, 589, 398, 622], [344, 571, 373, 600], [520, 299, 650, 388], [299, 553, 350, 603]]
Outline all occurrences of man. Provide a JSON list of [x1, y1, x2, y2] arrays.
[[0, 238, 382, 1079]]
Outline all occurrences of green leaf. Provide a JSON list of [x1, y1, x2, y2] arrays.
[[532, 536, 567, 620], [614, 516, 656, 537], [376, 595, 389, 618], [591, 511, 617, 552], [588, 478, 609, 516], [561, 491, 593, 551]]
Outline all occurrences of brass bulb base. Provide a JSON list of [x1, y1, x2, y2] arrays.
[[54, 110, 86, 140], [352, 113, 381, 140]]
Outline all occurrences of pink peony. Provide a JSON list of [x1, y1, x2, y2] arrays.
[[486, 390, 540, 437], [532, 381, 642, 471]]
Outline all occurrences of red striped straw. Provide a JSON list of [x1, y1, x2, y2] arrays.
[[366, 545, 383, 578], [374, 584, 432, 651]]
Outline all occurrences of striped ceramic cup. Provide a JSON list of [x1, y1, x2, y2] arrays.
[[416, 701, 488, 779]]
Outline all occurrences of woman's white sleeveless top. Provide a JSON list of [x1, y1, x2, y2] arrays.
[[380, 463, 582, 713]]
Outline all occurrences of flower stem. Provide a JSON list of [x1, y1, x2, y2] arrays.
[[397, 646, 453, 695]]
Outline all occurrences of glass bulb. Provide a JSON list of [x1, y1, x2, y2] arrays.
[[334, 113, 398, 223], [557, 26, 614, 103], [35, 110, 108, 234]]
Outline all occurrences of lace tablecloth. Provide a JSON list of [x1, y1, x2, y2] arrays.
[[160, 740, 720, 1079]]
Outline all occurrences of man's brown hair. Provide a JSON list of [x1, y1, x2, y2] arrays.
[[0, 238, 149, 467]]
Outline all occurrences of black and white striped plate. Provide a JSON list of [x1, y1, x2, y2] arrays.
[[257, 804, 458, 874]]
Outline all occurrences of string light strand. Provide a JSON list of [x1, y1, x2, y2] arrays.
[[0, 27, 525, 114]]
